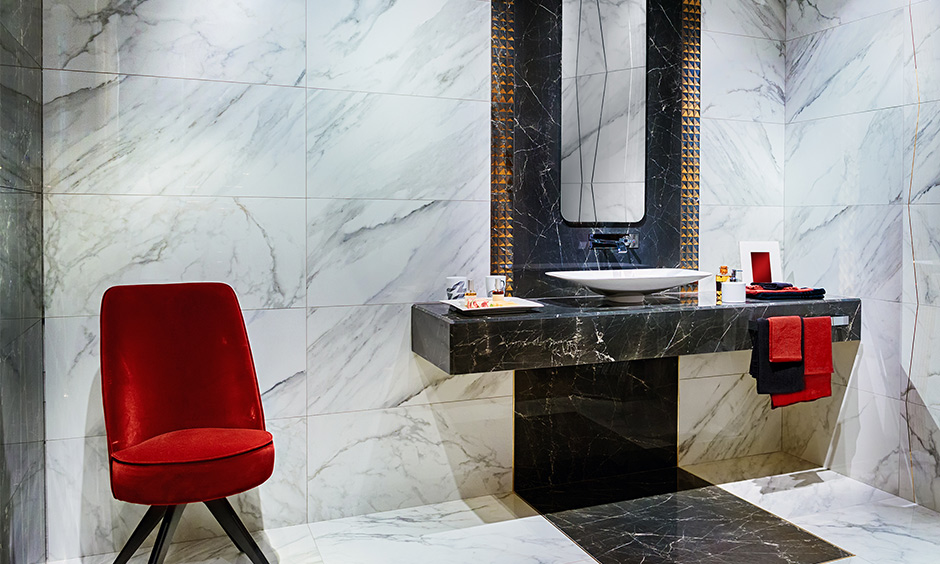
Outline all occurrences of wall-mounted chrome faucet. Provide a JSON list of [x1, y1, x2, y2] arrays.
[[588, 232, 640, 253]]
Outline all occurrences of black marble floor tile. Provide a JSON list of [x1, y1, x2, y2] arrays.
[[545, 486, 851, 564]]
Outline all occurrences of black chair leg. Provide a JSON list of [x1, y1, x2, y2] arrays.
[[148, 504, 184, 564], [204, 498, 269, 564], [114, 506, 167, 564]]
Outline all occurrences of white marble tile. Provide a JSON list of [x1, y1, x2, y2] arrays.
[[826, 387, 903, 495], [2, 441, 45, 564], [43, 0, 305, 85], [243, 308, 307, 420], [906, 304, 940, 412], [45, 309, 305, 442], [306, 198, 489, 307], [785, 8, 904, 122], [909, 204, 940, 307], [45, 436, 116, 560], [903, 101, 940, 205], [783, 205, 903, 301], [791, 496, 940, 564], [49, 523, 323, 564], [44, 194, 305, 317], [0, 319, 43, 444], [698, 205, 784, 273], [701, 32, 784, 122], [785, 109, 905, 206], [720, 468, 895, 520], [306, 304, 510, 415], [561, 68, 646, 185], [678, 373, 782, 465], [781, 382, 846, 466], [906, 0, 940, 105], [679, 350, 752, 380], [307, 0, 489, 99], [306, 398, 512, 521], [785, 0, 909, 40], [701, 118, 784, 206], [308, 495, 589, 564], [43, 71, 306, 198], [561, 0, 646, 79], [683, 451, 819, 485], [702, 0, 785, 40], [847, 299, 904, 399], [306, 89, 488, 201], [904, 400, 940, 511]]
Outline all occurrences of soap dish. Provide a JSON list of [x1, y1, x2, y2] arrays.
[[442, 297, 545, 315]]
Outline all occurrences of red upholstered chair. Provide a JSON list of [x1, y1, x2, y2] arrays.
[[100, 283, 274, 564]]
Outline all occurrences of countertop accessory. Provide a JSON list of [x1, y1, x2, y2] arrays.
[[442, 296, 544, 316], [739, 241, 782, 284], [446, 276, 468, 300], [485, 275, 507, 299], [723, 281, 746, 303]]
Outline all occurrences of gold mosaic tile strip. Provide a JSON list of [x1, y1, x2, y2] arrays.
[[492, 0, 515, 293], [680, 0, 701, 272]]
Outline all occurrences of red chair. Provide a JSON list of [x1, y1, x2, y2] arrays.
[[100, 283, 274, 564]]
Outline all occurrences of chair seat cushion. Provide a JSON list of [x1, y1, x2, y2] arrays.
[[110, 428, 274, 505], [112, 428, 272, 465]]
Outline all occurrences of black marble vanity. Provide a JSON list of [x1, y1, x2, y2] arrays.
[[412, 295, 861, 517]]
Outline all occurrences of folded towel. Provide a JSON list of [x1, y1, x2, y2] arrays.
[[771, 373, 831, 408], [749, 319, 805, 394], [803, 316, 833, 376], [769, 316, 802, 363], [746, 285, 826, 300]]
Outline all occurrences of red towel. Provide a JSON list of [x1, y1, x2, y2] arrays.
[[771, 373, 831, 408], [769, 316, 802, 362], [803, 316, 833, 375], [770, 317, 833, 408]]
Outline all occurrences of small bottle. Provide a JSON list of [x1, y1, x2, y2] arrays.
[[464, 280, 477, 308], [715, 266, 730, 304]]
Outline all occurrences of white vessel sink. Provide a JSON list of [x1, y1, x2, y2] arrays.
[[546, 268, 712, 303]]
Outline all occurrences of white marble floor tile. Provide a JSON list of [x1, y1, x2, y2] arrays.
[[308, 494, 591, 564], [683, 451, 819, 485], [791, 497, 940, 564], [46, 523, 322, 564], [720, 469, 895, 520]]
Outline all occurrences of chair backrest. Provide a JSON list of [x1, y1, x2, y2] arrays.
[[100, 283, 265, 456]]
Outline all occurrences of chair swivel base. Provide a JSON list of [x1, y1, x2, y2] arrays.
[[114, 497, 269, 564]]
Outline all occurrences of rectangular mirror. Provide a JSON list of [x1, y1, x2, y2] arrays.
[[560, 0, 647, 224]]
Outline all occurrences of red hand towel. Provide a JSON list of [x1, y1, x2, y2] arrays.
[[768, 316, 802, 362], [803, 316, 833, 375], [771, 373, 831, 408]]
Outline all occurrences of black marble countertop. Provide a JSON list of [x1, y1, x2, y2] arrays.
[[411, 294, 862, 374]]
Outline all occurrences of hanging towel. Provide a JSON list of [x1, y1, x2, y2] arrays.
[[769, 317, 833, 408], [803, 316, 833, 376], [749, 318, 805, 394], [746, 285, 826, 300], [769, 316, 802, 363]]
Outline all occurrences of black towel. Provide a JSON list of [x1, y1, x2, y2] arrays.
[[749, 318, 805, 394]]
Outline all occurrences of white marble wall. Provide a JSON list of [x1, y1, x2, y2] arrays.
[[42, 0, 510, 560], [782, 0, 938, 503], [700, 0, 786, 271]]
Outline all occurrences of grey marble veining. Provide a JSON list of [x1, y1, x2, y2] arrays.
[[785, 8, 903, 123], [0, 189, 42, 320], [43, 0, 305, 85], [786, 109, 904, 206], [307, 0, 490, 100], [306, 89, 489, 201], [701, 119, 784, 206], [0, 64, 41, 193], [43, 70, 306, 198], [905, 101, 940, 205], [0, 441, 44, 564], [702, 0, 785, 40], [786, 0, 909, 40], [0, 319, 43, 445], [413, 296, 861, 375], [702, 31, 784, 122], [0, 0, 41, 65]]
